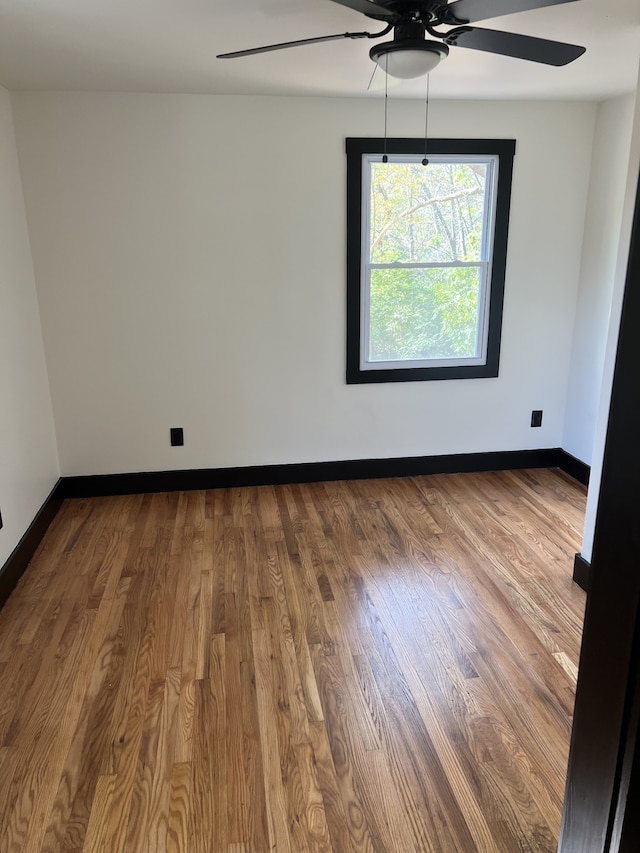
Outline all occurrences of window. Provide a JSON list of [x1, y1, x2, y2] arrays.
[[346, 138, 515, 383]]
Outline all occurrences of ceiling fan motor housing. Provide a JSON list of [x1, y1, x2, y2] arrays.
[[393, 20, 428, 41], [361, 1, 452, 24]]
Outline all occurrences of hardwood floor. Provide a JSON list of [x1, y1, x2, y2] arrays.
[[0, 469, 586, 852]]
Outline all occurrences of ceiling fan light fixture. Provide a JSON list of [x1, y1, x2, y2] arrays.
[[369, 40, 449, 79]]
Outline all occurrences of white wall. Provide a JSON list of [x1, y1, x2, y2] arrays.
[[12, 93, 594, 476], [581, 79, 640, 563], [0, 86, 59, 568], [562, 94, 636, 465]]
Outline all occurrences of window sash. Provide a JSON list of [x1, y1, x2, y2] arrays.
[[360, 153, 499, 372], [361, 262, 490, 370]]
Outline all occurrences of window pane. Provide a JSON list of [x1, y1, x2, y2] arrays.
[[369, 161, 488, 265], [368, 266, 482, 362]]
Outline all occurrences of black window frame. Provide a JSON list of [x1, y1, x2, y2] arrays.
[[346, 137, 516, 384]]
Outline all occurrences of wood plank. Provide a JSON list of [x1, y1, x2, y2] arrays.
[[167, 761, 190, 853], [188, 634, 227, 853]]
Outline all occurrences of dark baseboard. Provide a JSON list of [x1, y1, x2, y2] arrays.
[[0, 480, 65, 610], [573, 553, 591, 592], [0, 448, 590, 612], [59, 448, 579, 499], [555, 449, 590, 486]]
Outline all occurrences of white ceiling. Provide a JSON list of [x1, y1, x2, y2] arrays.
[[0, 0, 638, 100]]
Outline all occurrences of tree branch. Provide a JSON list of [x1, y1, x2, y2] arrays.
[[371, 186, 482, 255]]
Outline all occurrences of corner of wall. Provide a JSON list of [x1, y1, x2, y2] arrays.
[[0, 84, 60, 568], [580, 70, 640, 562]]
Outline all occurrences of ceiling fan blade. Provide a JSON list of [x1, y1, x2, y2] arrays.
[[443, 0, 580, 26], [444, 26, 585, 65], [327, 0, 397, 20], [217, 31, 372, 59]]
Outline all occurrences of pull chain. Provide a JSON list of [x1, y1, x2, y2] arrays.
[[422, 73, 430, 166], [383, 54, 389, 163]]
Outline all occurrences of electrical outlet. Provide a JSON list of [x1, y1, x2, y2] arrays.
[[531, 410, 543, 428], [170, 427, 184, 447]]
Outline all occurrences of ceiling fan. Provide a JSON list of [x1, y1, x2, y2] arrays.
[[217, 0, 585, 79]]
